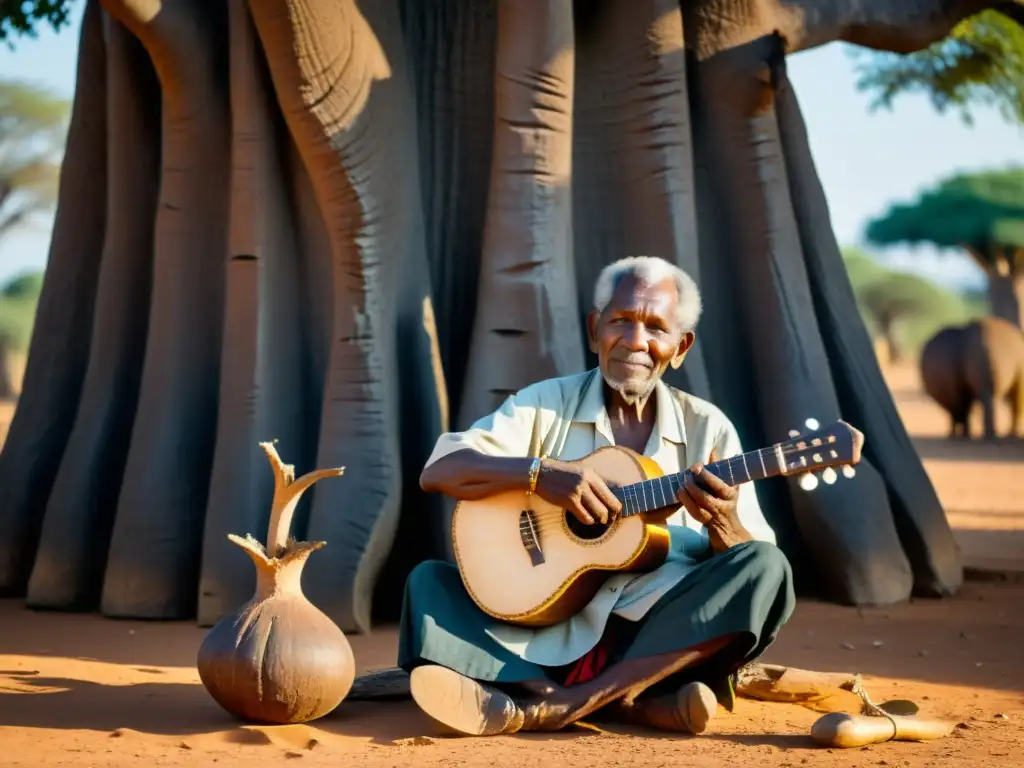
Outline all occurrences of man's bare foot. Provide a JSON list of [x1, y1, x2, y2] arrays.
[[410, 665, 526, 736], [609, 681, 719, 734]]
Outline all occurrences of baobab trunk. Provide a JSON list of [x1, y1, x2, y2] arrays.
[[247, 0, 444, 633], [98, 0, 231, 618], [25, 16, 160, 610], [195, 0, 309, 626], [3, 0, 1006, 626], [0, 0, 108, 594], [685, 28, 912, 603], [457, 0, 583, 427], [776, 15, 964, 598], [571, 0, 711, 398]]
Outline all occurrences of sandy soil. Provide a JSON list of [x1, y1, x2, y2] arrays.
[[0, 361, 1022, 767]]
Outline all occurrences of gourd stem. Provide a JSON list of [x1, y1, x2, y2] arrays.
[[260, 441, 344, 557]]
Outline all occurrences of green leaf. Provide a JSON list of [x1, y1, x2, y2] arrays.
[[853, 9, 1024, 126]]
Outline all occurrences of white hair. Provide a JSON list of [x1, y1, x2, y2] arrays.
[[592, 256, 702, 333]]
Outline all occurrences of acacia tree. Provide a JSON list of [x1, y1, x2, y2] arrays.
[[866, 168, 1024, 328], [3, 0, 1020, 633], [0, 80, 68, 242], [855, 270, 960, 363], [854, 8, 1024, 125], [0, 271, 43, 398]]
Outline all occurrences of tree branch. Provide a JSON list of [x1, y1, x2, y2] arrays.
[[260, 441, 344, 557], [784, 0, 1011, 54], [993, 0, 1024, 25], [958, 242, 994, 272]]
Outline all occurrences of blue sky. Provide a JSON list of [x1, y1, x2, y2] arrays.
[[0, 3, 1021, 290]]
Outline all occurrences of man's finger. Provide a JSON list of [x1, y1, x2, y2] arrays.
[[684, 470, 720, 512], [581, 488, 609, 525], [571, 498, 595, 525], [697, 464, 736, 499], [592, 478, 623, 514], [677, 482, 710, 524]]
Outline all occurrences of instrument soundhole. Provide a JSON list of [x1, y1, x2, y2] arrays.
[[564, 511, 611, 540]]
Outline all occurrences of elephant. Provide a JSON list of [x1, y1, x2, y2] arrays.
[[919, 316, 1024, 440]]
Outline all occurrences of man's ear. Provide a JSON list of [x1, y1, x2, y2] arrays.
[[670, 331, 695, 370], [586, 311, 600, 353]]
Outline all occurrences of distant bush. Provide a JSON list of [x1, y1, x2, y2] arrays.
[[0, 270, 43, 397], [0, 271, 43, 301], [0, 269, 43, 350]]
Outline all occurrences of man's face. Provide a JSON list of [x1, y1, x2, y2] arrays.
[[587, 274, 694, 405]]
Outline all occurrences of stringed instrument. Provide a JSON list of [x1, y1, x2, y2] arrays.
[[451, 418, 864, 627]]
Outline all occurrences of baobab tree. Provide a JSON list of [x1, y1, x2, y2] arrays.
[[2, 0, 1020, 634]]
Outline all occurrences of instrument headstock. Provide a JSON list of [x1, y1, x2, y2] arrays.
[[779, 418, 864, 491]]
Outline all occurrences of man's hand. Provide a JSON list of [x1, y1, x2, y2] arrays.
[[535, 458, 622, 525], [677, 448, 754, 553]]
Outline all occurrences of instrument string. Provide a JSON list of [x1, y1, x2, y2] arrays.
[[520, 439, 842, 529]]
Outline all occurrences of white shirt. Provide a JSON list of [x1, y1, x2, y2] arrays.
[[424, 368, 777, 667]]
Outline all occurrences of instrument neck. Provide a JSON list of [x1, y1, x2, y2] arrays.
[[611, 444, 786, 517]]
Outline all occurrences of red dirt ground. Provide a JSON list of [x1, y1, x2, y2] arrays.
[[0, 362, 1022, 767]]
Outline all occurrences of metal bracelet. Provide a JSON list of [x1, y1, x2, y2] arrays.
[[527, 457, 541, 494]]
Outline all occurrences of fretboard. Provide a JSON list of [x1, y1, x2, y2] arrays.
[[611, 444, 784, 517]]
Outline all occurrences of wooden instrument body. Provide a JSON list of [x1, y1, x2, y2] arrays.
[[451, 445, 672, 627]]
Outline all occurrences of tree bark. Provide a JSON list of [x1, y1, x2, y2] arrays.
[[195, 0, 308, 626], [98, 0, 231, 618], [986, 270, 1023, 329], [24, 13, 161, 610], [773, 61, 962, 597], [0, 0, 108, 595], [0, 340, 13, 400], [782, 0, 996, 54], [456, 0, 584, 428], [877, 316, 901, 364], [684, 27, 913, 604], [572, 0, 710, 398], [4, 0, 989, 623], [397, 0, 497, 422], [247, 0, 437, 633]]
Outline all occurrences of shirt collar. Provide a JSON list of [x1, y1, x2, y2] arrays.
[[573, 367, 687, 447]]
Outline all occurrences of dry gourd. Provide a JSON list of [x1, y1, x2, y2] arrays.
[[197, 442, 355, 724]]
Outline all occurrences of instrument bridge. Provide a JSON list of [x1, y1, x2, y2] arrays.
[[518, 509, 545, 566]]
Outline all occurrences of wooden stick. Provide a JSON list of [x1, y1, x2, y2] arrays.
[[736, 662, 862, 703], [260, 441, 344, 557]]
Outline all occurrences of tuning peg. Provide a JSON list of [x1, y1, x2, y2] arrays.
[[798, 472, 819, 491], [821, 467, 837, 485], [805, 418, 820, 431], [842, 465, 856, 479]]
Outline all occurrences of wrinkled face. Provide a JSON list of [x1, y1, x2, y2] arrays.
[[587, 274, 694, 404]]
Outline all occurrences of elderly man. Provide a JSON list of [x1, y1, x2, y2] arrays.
[[397, 255, 795, 737]]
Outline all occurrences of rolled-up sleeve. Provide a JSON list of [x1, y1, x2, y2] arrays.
[[424, 388, 543, 468], [712, 420, 778, 545]]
